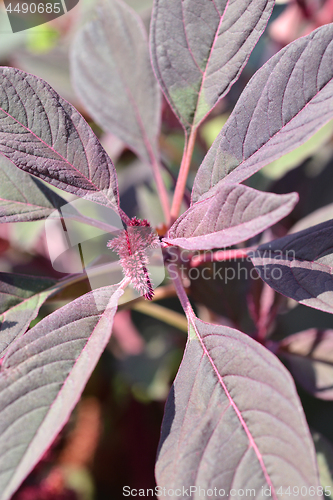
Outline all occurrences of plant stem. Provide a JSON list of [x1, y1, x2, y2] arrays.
[[118, 284, 177, 311], [132, 301, 188, 332], [170, 128, 197, 224], [119, 276, 132, 291], [190, 247, 257, 267], [160, 159, 191, 207], [167, 262, 194, 323], [256, 283, 275, 344]]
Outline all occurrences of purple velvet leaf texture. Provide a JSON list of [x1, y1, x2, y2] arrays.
[[164, 184, 298, 250], [71, 0, 161, 166], [192, 23, 333, 203], [156, 318, 321, 499], [251, 219, 333, 314], [0, 284, 123, 500], [278, 329, 333, 400], [0, 67, 119, 208], [0, 155, 67, 222], [150, 0, 274, 133]]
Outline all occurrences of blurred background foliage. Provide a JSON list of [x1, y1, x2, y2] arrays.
[[0, 0, 333, 498]]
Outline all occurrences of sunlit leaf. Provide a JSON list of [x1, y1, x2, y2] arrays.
[[261, 119, 333, 180], [164, 184, 298, 250], [0, 67, 119, 208], [150, 0, 274, 132], [192, 23, 333, 202]]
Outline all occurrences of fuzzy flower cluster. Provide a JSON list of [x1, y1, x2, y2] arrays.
[[107, 217, 160, 300]]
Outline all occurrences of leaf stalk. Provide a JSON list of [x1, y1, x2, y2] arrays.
[[170, 128, 197, 224], [167, 262, 194, 324], [190, 247, 256, 267], [151, 155, 171, 225]]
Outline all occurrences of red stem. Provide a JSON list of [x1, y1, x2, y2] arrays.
[[151, 154, 171, 225], [190, 247, 256, 267], [167, 262, 194, 322], [170, 128, 197, 225]]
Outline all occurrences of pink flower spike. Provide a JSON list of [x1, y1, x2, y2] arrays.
[[107, 217, 160, 300]]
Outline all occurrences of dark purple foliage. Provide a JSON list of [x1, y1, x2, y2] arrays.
[[0, 0, 332, 498], [251, 219, 333, 314]]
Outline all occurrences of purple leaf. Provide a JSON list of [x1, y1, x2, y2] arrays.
[[0, 67, 119, 208], [192, 23, 333, 203], [0, 273, 57, 357], [71, 0, 161, 166], [164, 184, 298, 250], [150, 0, 274, 132], [156, 317, 321, 497], [278, 329, 333, 400], [250, 219, 333, 314], [0, 156, 67, 222], [0, 284, 123, 500]]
